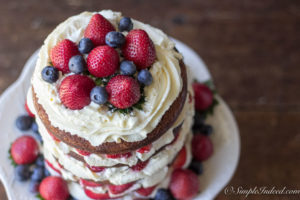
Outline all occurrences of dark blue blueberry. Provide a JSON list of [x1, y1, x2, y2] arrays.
[[35, 155, 44, 167], [155, 189, 174, 200], [29, 180, 40, 194], [192, 112, 205, 132], [31, 121, 39, 134], [118, 17, 133, 32], [105, 31, 125, 48], [138, 69, 153, 86], [31, 166, 45, 181], [120, 60, 136, 75], [35, 134, 43, 143], [199, 124, 213, 136], [15, 165, 31, 182], [68, 196, 78, 200], [68, 55, 86, 74], [41, 66, 59, 83], [90, 86, 108, 105], [78, 38, 94, 54], [15, 115, 34, 131], [189, 160, 203, 175], [44, 167, 51, 177]]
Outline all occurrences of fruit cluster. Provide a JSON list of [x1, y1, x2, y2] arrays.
[[41, 14, 157, 112]]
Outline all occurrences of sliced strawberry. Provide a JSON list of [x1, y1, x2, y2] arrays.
[[192, 134, 213, 161], [136, 185, 156, 196], [137, 144, 152, 154], [86, 164, 106, 173], [108, 182, 134, 195], [39, 176, 69, 200], [106, 152, 132, 159], [59, 75, 95, 110], [50, 39, 79, 73], [192, 83, 213, 111], [25, 101, 35, 117], [87, 45, 119, 78], [45, 159, 62, 175], [172, 146, 187, 169], [122, 29, 156, 69], [131, 160, 149, 171], [47, 129, 60, 142], [79, 178, 103, 187], [84, 14, 115, 46], [84, 188, 111, 200], [76, 149, 91, 156], [170, 130, 180, 145]]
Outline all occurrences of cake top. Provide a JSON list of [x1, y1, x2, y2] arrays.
[[31, 10, 183, 146]]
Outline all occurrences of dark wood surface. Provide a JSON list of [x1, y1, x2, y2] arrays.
[[0, 0, 299, 199]]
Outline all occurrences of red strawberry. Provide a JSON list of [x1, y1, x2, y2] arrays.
[[169, 169, 199, 200], [39, 176, 69, 200], [106, 75, 141, 109], [106, 152, 132, 159], [76, 149, 91, 156], [192, 83, 213, 111], [79, 178, 103, 187], [137, 144, 152, 154], [11, 135, 39, 165], [25, 101, 35, 117], [59, 75, 95, 110], [84, 14, 115, 46], [86, 164, 105, 173], [84, 188, 110, 200], [192, 134, 213, 161], [136, 185, 156, 196], [45, 160, 62, 175], [122, 29, 156, 69], [108, 182, 134, 195], [87, 45, 119, 77], [172, 146, 187, 169], [50, 39, 79, 73], [47, 129, 60, 142], [131, 160, 149, 171]]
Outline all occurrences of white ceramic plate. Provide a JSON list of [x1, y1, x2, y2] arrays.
[[0, 39, 240, 200]]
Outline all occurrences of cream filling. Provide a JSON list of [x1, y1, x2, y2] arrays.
[[31, 10, 183, 146]]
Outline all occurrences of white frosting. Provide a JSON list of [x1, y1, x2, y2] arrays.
[[31, 10, 183, 146]]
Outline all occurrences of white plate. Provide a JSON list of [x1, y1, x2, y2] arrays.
[[0, 39, 240, 200]]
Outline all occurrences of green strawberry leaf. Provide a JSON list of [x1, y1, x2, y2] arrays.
[[8, 144, 17, 167], [36, 193, 44, 200]]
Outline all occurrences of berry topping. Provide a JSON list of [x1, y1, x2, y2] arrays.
[[154, 189, 174, 200], [197, 124, 213, 136], [78, 38, 94, 54], [11, 135, 39, 165], [84, 188, 110, 200], [169, 169, 199, 200], [86, 164, 105, 173], [120, 60, 136, 76], [79, 178, 103, 187], [137, 69, 153, 86], [25, 101, 35, 117], [106, 75, 141, 109], [106, 152, 132, 159], [90, 86, 108, 105], [68, 55, 86, 74], [59, 75, 95, 110], [122, 29, 156, 69], [118, 17, 133, 32], [131, 160, 149, 171], [84, 14, 115, 46], [105, 31, 126, 48], [172, 146, 187, 169], [108, 182, 134, 195], [87, 45, 119, 78], [192, 134, 213, 161], [137, 144, 152, 154], [15, 115, 34, 131], [35, 155, 45, 167], [31, 121, 39, 134], [76, 149, 91, 156], [41, 66, 59, 83], [136, 185, 156, 196], [192, 83, 213, 111], [31, 166, 45, 182], [14, 165, 31, 182], [50, 39, 79, 73], [39, 176, 69, 200], [188, 160, 203, 175]]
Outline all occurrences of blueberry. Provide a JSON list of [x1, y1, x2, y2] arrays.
[[31, 166, 45, 181], [44, 168, 51, 177], [35, 155, 45, 167], [105, 31, 125, 48], [155, 189, 174, 200], [29, 180, 40, 193], [68, 55, 86, 74], [90, 86, 108, 105], [31, 121, 39, 134], [199, 124, 213, 136], [15, 115, 34, 131], [120, 60, 136, 75], [35, 134, 43, 143], [68, 196, 78, 200], [78, 38, 94, 54], [15, 165, 31, 182], [41, 66, 59, 83], [138, 69, 153, 86], [118, 17, 133, 32], [189, 160, 203, 175]]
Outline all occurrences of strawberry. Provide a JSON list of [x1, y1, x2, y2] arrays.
[[87, 45, 119, 77], [106, 152, 132, 159], [47, 129, 60, 142], [84, 14, 115, 46], [84, 188, 110, 200], [122, 29, 156, 69], [106, 75, 141, 109], [79, 178, 103, 187], [192, 83, 213, 111], [109, 182, 134, 195], [86, 164, 105, 173], [25, 101, 35, 117], [137, 144, 152, 154], [172, 146, 187, 169], [11, 135, 39, 165], [131, 160, 149, 171], [76, 149, 91, 156], [169, 169, 199, 200], [192, 134, 213, 161], [45, 160, 62, 175], [59, 75, 95, 110], [39, 176, 69, 200], [136, 185, 156, 196], [50, 39, 79, 73]]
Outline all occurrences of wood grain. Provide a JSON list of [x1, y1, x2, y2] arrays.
[[0, 0, 299, 199]]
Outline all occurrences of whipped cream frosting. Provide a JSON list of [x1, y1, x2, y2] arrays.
[[31, 10, 183, 146]]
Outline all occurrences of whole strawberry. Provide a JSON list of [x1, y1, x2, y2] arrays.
[[122, 29, 156, 69], [50, 39, 79, 73], [59, 75, 95, 110], [39, 176, 69, 200], [11, 135, 39, 165], [192, 134, 213, 161], [84, 14, 115, 46], [106, 75, 141, 109], [87, 46, 119, 78], [192, 83, 213, 111]]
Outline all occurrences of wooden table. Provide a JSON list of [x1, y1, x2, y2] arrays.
[[0, 0, 299, 199]]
